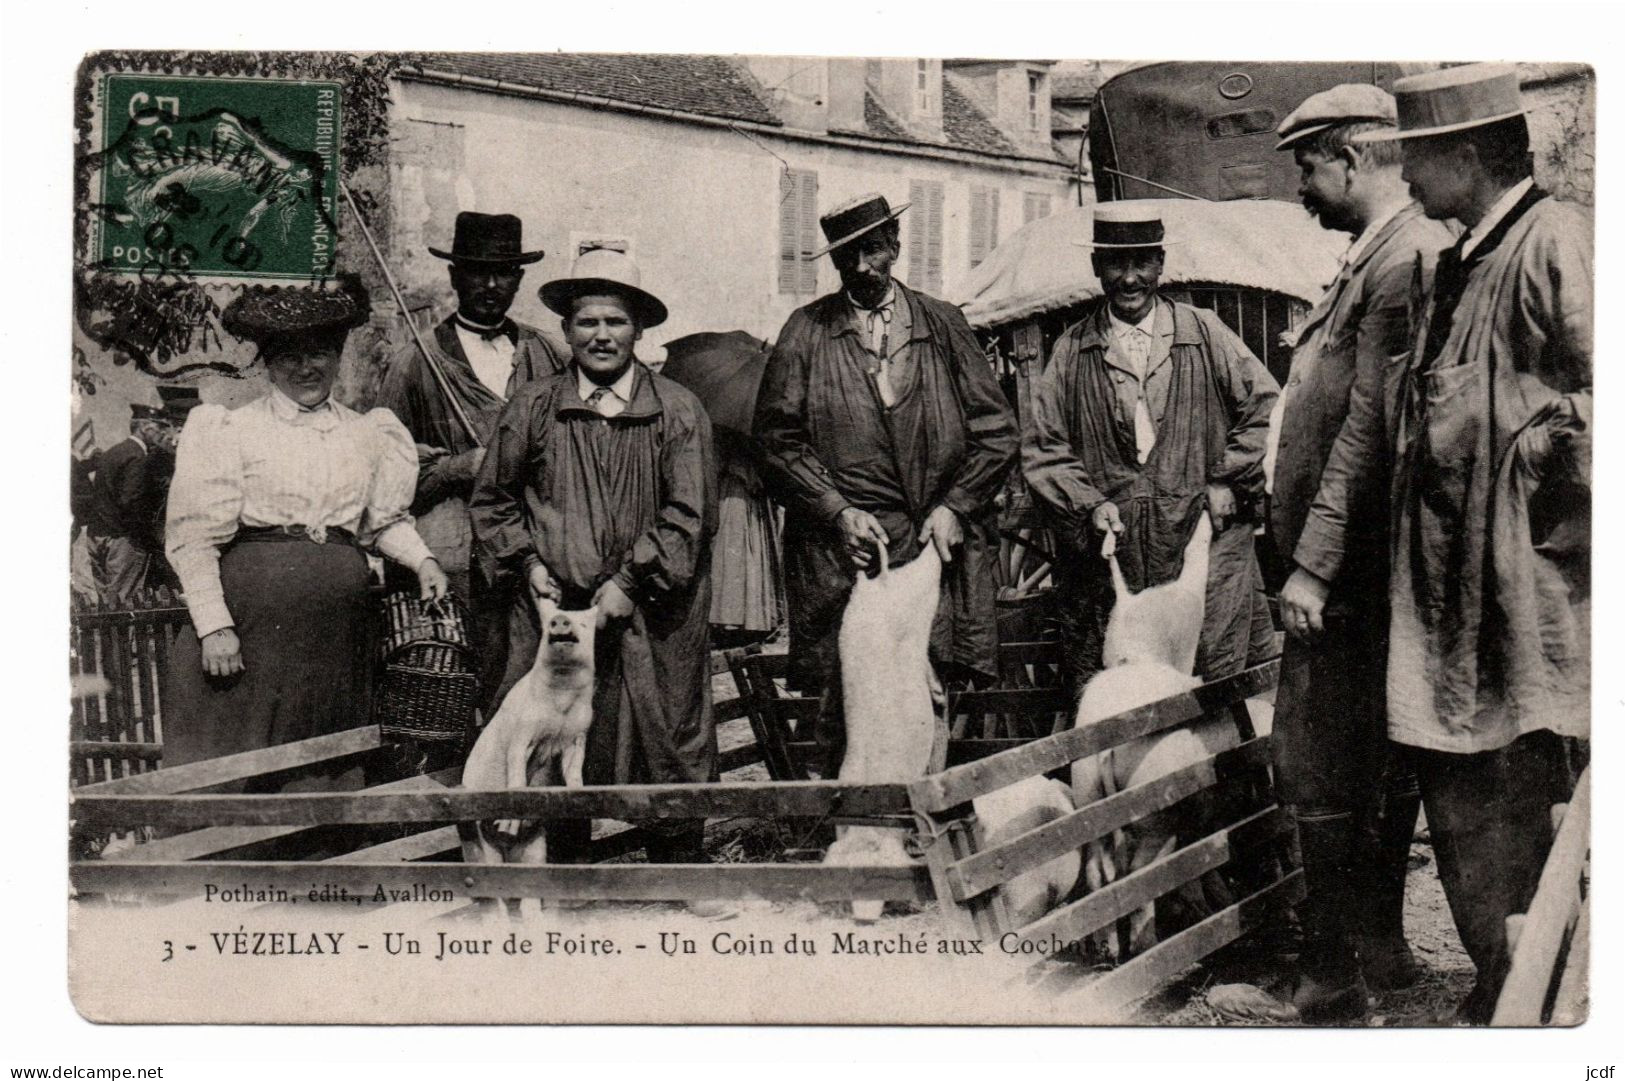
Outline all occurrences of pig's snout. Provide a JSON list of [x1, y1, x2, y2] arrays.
[[546, 615, 580, 645]]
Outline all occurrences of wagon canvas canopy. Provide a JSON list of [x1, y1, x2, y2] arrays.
[[954, 199, 1346, 330]]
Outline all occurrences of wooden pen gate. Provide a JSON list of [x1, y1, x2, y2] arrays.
[[70, 598, 1292, 1013], [909, 659, 1299, 1018]]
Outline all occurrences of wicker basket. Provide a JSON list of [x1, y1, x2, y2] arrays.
[[374, 591, 479, 753]]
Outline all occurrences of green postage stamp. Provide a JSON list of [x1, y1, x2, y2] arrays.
[[91, 73, 341, 282]]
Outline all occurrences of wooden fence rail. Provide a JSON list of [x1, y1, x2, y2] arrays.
[[1491, 766, 1590, 1026], [909, 658, 1291, 1019], [70, 603, 1289, 1012]]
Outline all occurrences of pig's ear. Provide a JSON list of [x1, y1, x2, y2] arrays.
[[538, 596, 558, 621]]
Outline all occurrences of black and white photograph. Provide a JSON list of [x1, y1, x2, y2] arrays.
[[14, 3, 1614, 1065]]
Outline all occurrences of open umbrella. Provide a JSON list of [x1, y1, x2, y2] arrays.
[[660, 330, 771, 435]]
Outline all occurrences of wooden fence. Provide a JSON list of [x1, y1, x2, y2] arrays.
[[909, 659, 1299, 1019], [70, 599, 1292, 1011], [1491, 766, 1590, 1026], [69, 595, 187, 787], [69, 727, 930, 906]]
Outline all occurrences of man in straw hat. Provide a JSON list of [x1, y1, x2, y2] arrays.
[[378, 211, 568, 713], [471, 249, 719, 868], [1280, 63, 1591, 1024], [1024, 202, 1279, 696], [752, 193, 1018, 776], [1229, 85, 1456, 1023]]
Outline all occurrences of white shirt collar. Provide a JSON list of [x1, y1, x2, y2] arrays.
[[1461, 177, 1534, 259], [453, 312, 508, 335], [1343, 198, 1410, 267], [267, 385, 338, 420], [576, 362, 638, 405], [1108, 304, 1157, 338], [127, 433, 147, 454]]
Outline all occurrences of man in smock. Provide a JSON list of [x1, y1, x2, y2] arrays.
[[1237, 84, 1455, 1023], [1282, 64, 1591, 1024], [378, 211, 568, 710], [470, 250, 718, 864], [752, 193, 1018, 774], [1023, 202, 1278, 693]]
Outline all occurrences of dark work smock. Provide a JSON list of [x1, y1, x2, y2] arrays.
[[469, 364, 719, 787], [1023, 297, 1279, 680], [753, 281, 1018, 692]]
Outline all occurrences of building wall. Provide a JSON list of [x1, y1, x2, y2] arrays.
[[389, 80, 1073, 356], [1520, 64, 1595, 207]]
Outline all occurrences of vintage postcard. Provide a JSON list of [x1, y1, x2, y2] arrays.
[[65, 48, 1593, 1029]]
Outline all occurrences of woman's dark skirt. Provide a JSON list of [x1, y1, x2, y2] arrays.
[[163, 535, 373, 773]]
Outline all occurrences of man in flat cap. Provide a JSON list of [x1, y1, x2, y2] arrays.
[[1024, 202, 1278, 698], [1237, 85, 1455, 1024], [753, 193, 1018, 776], [1283, 63, 1591, 1024], [379, 211, 568, 712], [472, 250, 719, 868]]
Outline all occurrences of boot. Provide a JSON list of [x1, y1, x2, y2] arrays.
[[1286, 813, 1370, 1023], [1211, 813, 1370, 1026], [1354, 784, 1422, 991]]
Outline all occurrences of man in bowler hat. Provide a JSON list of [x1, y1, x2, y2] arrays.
[[378, 211, 569, 713]]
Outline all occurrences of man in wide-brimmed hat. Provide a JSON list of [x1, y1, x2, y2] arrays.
[[1280, 63, 1592, 1024], [1024, 201, 1278, 698], [752, 193, 1018, 776], [379, 211, 568, 713], [471, 249, 719, 869], [1214, 85, 1455, 1025]]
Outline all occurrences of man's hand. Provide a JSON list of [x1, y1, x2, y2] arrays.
[[917, 505, 964, 565], [200, 627, 244, 678], [1091, 500, 1124, 538], [528, 563, 562, 604], [450, 447, 486, 481], [417, 557, 450, 603], [1206, 483, 1238, 533], [837, 507, 889, 571], [1280, 567, 1331, 641], [592, 579, 636, 629]]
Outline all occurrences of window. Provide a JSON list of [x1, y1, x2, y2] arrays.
[[1022, 192, 1052, 224], [916, 59, 942, 116], [969, 186, 1000, 269], [907, 179, 945, 294], [778, 168, 819, 295], [1028, 72, 1043, 133]]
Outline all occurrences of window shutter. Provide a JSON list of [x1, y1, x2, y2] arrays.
[[925, 181, 944, 294], [1023, 192, 1052, 224], [908, 179, 927, 282], [970, 186, 1001, 269], [908, 179, 945, 293], [779, 168, 819, 295]]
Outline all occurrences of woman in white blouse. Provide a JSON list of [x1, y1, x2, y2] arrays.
[[164, 281, 448, 771]]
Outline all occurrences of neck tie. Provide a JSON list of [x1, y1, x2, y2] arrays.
[[1419, 237, 1470, 373], [586, 386, 612, 416]]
